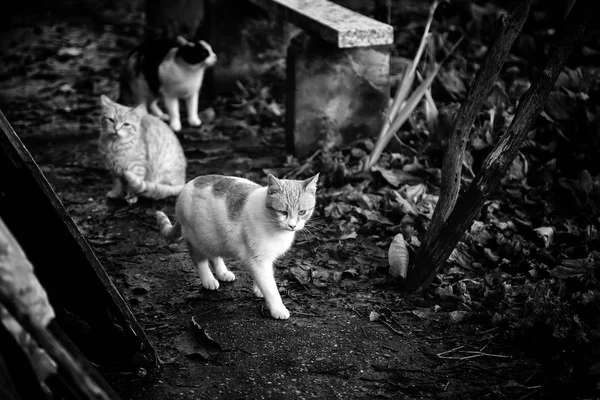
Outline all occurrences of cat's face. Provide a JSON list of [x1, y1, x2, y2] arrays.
[[99, 95, 144, 141], [265, 174, 319, 232], [176, 36, 217, 67]]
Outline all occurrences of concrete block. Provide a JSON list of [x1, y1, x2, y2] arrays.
[[287, 33, 390, 158]]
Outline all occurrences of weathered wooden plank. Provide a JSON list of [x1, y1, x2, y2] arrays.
[[0, 110, 159, 381], [246, 0, 393, 48]]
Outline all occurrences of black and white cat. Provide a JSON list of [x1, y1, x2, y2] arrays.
[[119, 36, 217, 132]]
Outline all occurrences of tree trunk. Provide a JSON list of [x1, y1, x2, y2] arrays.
[[405, 0, 598, 291]]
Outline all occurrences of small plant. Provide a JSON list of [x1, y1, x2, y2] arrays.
[[364, 0, 460, 171]]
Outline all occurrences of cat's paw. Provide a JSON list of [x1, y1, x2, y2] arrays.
[[201, 277, 220, 290], [252, 284, 264, 298], [125, 194, 138, 204], [170, 119, 182, 132], [188, 115, 202, 127], [123, 171, 144, 192], [216, 270, 235, 282], [269, 305, 290, 320], [107, 189, 122, 199]]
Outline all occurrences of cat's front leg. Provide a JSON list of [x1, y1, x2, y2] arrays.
[[163, 96, 181, 132], [185, 92, 201, 127], [249, 260, 290, 320], [210, 257, 235, 282]]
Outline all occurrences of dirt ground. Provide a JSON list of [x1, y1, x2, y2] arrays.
[[0, 4, 584, 400]]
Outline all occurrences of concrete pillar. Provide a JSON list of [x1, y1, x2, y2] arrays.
[[287, 33, 390, 159]]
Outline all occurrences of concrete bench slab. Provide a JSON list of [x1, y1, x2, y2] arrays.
[[246, 0, 394, 48]]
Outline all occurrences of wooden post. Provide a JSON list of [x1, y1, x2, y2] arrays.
[[145, 0, 205, 40], [0, 110, 159, 380]]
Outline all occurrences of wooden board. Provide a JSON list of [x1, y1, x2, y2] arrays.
[[0, 110, 159, 382]]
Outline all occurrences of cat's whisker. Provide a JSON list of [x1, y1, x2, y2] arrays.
[[303, 221, 323, 233], [299, 227, 317, 241], [306, 216, 326, 227]]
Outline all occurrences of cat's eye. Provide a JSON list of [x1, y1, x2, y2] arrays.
[[104, 117, 115, 124], [279, 211, 288, 217], [298, 210, 307, 216], [122, 122, 131, 128]]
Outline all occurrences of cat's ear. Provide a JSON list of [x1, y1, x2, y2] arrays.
[[302, 173, 319, 193], [198, 40, 212, 50], [100, 94, 113, 107], [131, 103, 147, 117], [267, 174, 282, 195], [176, 36, 189, 46]]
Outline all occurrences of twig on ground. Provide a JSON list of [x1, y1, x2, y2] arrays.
[[437, 346, 511, 360], [436, 345, 465, 357], [378, 319, 406, 336]]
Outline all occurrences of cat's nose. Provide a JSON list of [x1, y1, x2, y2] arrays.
[[288, 224, 296, 231]]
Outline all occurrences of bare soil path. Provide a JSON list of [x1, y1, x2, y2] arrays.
[[0, 9, 554, 400]]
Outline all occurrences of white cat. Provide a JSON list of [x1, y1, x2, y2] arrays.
[[156, 173, 319, 319]]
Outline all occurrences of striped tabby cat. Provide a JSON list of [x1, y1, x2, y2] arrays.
[[99, 95, 187, 204], [119, 36, 216, 132], [156, 173, 319, 319]]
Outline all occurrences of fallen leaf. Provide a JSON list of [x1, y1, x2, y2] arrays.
[[449, 310, 467, 324], [57, 47, 83, 58], [388, 233, 409, 278], [173, 316, 222, 361], [373, 166, 422, 187], [369, 311, 380, 322], [534, 226, 555, 249], [436, 285, 461, 302], [550, 261, 588, 279], [340, 231, 358, 240]]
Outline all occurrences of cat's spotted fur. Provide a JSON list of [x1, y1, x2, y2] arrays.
[[99, 95, 187, 203], [156, 173, 319, 319], [119, 36, 216, 132]]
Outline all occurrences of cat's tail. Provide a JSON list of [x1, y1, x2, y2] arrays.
[[117, 53, 137, 105], [124, 171, 184, 199], [156, 211, 182, 242]]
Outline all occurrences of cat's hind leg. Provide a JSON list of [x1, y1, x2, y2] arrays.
[[248, 260, 289, 320], [163, 96, 182, 132], [252, 283, 264, 298], [210, 257, 235, 282], [187, 241, 219, 290], [149, 100, 169, 121], [107, 176, 124, 199], [185, 92, 201, 127], [123, 167, 147, 204]]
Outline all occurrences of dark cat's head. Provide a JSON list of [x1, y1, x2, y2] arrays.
[[175, 36, 217, 67]]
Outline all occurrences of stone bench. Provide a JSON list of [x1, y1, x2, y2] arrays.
[[205, 0, 394, 159]]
